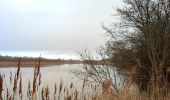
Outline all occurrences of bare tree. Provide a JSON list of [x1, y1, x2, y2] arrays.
[[105, 0, 170, 97], [74, 49, 125, 96]]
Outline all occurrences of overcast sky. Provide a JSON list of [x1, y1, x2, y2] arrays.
[[0, 0, 122, 59]]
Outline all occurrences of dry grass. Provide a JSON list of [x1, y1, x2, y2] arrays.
[[0, 60, 170, 100]]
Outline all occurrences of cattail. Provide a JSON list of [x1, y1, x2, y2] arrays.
[[32, 58, 42, 94], [41, 88, 45, 100], [38, 73, 41, 86], [37, 57, 41, 76], [58, 79, 63, 100], [0, 74, 3, 100], [54, 83, 57, 95], [13, 59, 22, 95], [13, 74, 17, 94], [33, 65, 38, 95], [59, 79, 63, 94], [16, 57, 21, 79], [45, 86, 49, 100], [102, 79, 112, 94], [19, 73, 22, 99]]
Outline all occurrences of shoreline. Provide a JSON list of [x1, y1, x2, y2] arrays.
[[0, 61, 83, 67], [0, 56, 112, 67]]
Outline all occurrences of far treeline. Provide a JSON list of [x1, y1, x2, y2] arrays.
[[0, 56, 109, 67], [0, 56, 82, 66]]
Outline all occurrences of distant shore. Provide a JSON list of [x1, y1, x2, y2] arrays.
[[0, 61, 83, 67], [0, 56, 112, 67], [0, 56, 83, 67]]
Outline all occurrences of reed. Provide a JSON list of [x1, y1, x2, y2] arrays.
[[19, 73, 22, 99], [0, 74, 3, 100], [54, 83, 57, 95], [41, 88, 44, 100], [0, 59, 170, 100], [45, 85, 49, 100]]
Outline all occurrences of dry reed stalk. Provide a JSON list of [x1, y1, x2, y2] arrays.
[[54, 83, 57, 95], [32, 57, 41, 96], [102, 78, 112, 100], [37, 57, 41, 75], [13, 58, 21, 95], [125, 65, 137, 94], [38, 73, 41, 86], [102, 79, 112, 94], [45, 86, 50, 100], [58, 79, 63, 100], [33, 64, 37, 95], [13, 74, 17, 94], [41, 88, 45, 100], [59, 79, 63, 94], [0, 74, 3, 100], [3, 57, 169, 99], [19, 73, 22, 100], [16, 58, 21, 79], [37, 57, 41, 86]]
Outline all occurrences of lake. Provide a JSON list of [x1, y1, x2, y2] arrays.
[[0, 64, 85, 99], [0, 64, 125, 99]]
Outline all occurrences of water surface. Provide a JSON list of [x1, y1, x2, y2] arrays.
[[0, 64, 84, 99]]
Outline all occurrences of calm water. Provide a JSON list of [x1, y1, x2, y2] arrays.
[[0, 64, 85, 99], [0, 64, 125, 99]]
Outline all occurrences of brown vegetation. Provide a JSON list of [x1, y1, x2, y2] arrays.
[[104, 0, 170, 98], [0, 59, 170, 99]]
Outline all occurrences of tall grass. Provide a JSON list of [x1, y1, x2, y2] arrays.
[[0, 59, 169, 100]]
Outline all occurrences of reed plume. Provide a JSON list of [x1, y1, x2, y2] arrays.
[[45, 86, 50, 100], [0, 74, 3, 100], [19, 73, 22, 100], [54, 83, 57, 95]]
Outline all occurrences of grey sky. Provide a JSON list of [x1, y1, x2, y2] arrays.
[[0, 0, 122, 58]]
